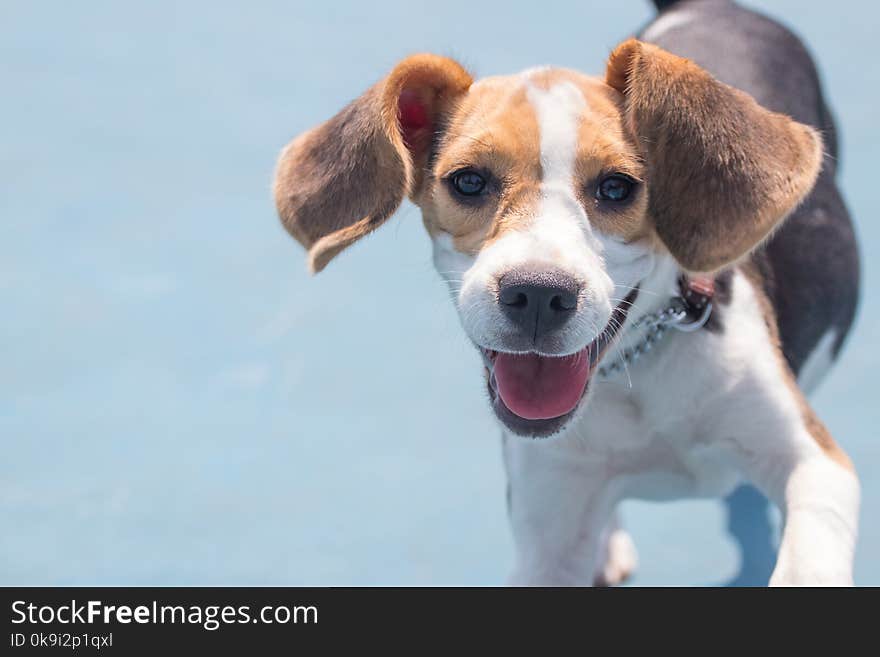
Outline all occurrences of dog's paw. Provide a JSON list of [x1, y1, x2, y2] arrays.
[[594, 528, 638, 587], [769, 563, 853, 587]]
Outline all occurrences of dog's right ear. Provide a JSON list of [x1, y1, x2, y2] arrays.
[[274, 54, 473, 273]]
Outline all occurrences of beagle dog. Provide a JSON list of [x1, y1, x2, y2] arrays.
[[274, 0, 860, 585]]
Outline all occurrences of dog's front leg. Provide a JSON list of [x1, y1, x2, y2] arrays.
[[743, 419, 859, 586], [763, 453, 858, 586], [503, 433, 617, 586]]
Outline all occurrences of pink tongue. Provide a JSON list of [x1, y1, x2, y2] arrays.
[[493, 348, 591, 420]]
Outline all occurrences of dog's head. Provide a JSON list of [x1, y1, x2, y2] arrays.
[[274, 40, 822, 437]]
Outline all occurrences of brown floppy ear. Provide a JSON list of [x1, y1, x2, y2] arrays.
[[606, 39, 823, 272], [274, 54, 472, 273]]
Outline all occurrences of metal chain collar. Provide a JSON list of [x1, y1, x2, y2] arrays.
[[597, 296, 713, 379]]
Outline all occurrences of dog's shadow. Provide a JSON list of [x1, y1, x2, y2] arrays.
[[722, 484, 778, 586]]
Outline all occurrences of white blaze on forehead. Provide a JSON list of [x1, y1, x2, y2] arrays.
[[522, 78, 606, 271], [525, 79, 586, 193]]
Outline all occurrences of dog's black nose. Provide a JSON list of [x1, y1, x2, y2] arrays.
[[498, 268, 580, 340]]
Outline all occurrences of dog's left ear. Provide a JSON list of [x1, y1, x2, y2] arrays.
[[606, 39, 823, 272], [274, 54, 473, 273]]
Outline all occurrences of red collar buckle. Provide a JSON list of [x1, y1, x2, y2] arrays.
[[681, 275, 714, 308], [675, 274, 715, 331]]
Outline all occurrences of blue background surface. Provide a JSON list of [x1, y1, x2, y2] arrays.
[[2, 0, 877, 585]]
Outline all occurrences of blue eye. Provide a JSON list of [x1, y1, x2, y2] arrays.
[[451, 170, 487, 196], [597, 174, 636, 202]]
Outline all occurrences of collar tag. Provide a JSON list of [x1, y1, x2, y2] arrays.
[[682, 275, 714, 305], [673, 275, 715, 332]]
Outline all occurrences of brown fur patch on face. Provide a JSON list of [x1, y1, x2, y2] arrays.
[[569, 77, 649, 241], [420, 77, 543, 255], [421, 69, 652, 255], [741, 263, 854, 471]]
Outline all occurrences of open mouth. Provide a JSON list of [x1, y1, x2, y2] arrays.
[[482, 288, 639, 437]]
